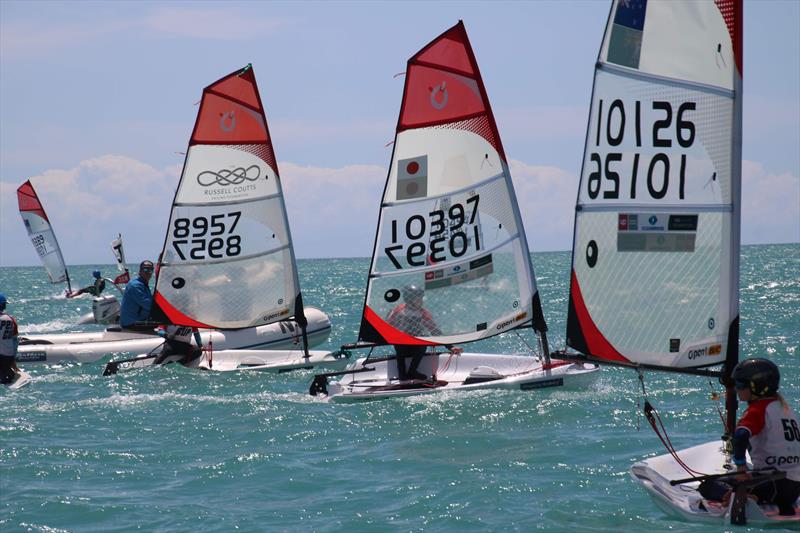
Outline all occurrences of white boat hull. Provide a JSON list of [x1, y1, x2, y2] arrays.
[[630, 440, 800, 526], [4, 370, 32, 391], [123, 348, 350, 374], [320, 352, 600, 402], [17, 307, 331, 364]]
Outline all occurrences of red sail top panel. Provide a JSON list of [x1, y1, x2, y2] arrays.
[[190, 66, 273, 153], [714, 0, 743, 76], [397, 21, 505, 160], [17, 180, 48, 220]]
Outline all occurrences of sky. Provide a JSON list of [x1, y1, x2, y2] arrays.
[[0, 0, 798, 268]]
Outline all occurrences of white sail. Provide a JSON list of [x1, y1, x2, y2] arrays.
[[17, 179, 71, 288], [566, 0, 742, 368], [357, 21, 545, 347], [152, 65, 305, 331], [110, 233, 126, 272]]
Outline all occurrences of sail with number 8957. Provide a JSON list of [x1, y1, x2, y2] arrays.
[[151, 64, 306, 332]]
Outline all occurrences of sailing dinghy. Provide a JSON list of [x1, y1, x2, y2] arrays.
[[17, 179, 124, 325], [17, 180, 73, 293], [559, 0, 798, 525], [309, 22, 598, 402], [104, 64, 343, 375]]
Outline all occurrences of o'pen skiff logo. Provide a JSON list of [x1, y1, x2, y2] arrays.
[[430, 82, 448, 110], [220, 111, 236, 132], [197, 165, 261, 187]]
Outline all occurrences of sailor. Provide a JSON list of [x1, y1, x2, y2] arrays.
[[66, 270, 106, 298], [387, 285, 461, 381], [153, 325, 203, 365], [119, 261, 154, 331], [730, 358, 800, 516], [0, 294, 22, 384]]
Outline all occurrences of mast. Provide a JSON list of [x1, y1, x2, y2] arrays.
[[723, 0, 744, 439]]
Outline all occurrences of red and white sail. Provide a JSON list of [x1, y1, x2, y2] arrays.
[[358, 21, 545, 346], [17, 179, 71, 288], [566, 0, 743, 368], [151, 65, 305, 330]]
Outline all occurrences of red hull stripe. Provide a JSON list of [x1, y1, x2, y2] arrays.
[[570, 270, 630, 363], [154, 292, 213, 329], [16, 180, 49, 221], [363, 306, 435, 346]]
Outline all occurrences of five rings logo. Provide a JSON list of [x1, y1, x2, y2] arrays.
[[430, 82, 448, 110], [220, 111, 236, 132], [197, 165, 262, 187]]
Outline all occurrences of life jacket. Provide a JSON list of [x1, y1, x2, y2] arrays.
[[737, 397, 800, 482], [0, 312, 19, 357]]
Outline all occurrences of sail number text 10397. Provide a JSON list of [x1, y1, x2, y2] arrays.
[[171, 211, 242, 260], [385, 195, 480, 269], [588, 99, 696, 201]]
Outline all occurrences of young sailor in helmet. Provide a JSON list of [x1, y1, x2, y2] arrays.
[[386, 285, 461, 381], [67, 270, 106, 298], [0, 293, 22, 384], [731, 358, 800, 516]]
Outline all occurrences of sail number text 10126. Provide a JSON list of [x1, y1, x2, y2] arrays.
[[385, 195, 480, 269], [588, 99, 697, 201], [171, 211, 242, 260]]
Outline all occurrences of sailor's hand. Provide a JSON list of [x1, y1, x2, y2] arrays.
[[734, 465, 750, 481]]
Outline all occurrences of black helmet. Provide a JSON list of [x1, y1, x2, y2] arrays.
[[732, 358, 780, 398], [403, 284, 424, 300]]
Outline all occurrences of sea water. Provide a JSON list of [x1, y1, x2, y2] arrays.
[[0, 243, 797, 532]]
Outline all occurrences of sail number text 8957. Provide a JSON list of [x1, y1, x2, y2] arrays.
[[171, 211, 242, 260], [588, 99, 696, 200], [385, 195, 480, 269]]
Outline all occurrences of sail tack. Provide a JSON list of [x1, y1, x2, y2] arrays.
[[17, 180, 71, 286], [152, 65, 303, 330], [358, 21, 542, 346], [566, 0, 742, 368]]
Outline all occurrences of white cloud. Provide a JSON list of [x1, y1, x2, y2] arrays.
[[0, 155, 179, 268], [2, 155, 796, 268]]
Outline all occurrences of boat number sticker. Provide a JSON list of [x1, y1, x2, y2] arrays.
[[586, 240, 598, 268], [587, 99, 697, 201], [171, 211, 242, 261], [385, 195, 481, 269], [384, 289, 400, 303]]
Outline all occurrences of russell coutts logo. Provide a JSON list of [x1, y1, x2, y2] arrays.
[[197, 165, 262, 195]]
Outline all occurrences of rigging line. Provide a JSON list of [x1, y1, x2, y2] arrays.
[[638, 371, 708, 477], [708, 379, 728, 432], [513, 330, 539, 357]]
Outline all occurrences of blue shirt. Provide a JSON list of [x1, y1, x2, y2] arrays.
[[120, 276, 152, 327]]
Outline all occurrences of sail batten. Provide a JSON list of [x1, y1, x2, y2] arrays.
[[357, 21, 543, 347], [566, 0, 742, 369], [152, 65, 304, 331]]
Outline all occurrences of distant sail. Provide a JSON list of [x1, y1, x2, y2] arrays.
[[358, 21, 544, 346], [17, 179, 71, 289], [151, 65, 305, 330], [566, 0, 742, 368]]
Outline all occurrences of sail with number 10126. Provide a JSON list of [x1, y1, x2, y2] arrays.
[[558, 0, 799, 526]]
